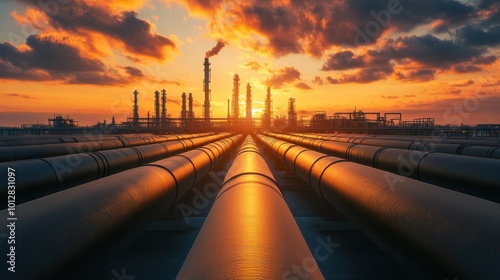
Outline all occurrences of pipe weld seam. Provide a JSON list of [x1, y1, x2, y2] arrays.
[[145, 164, 180, 201], [216, 179, 284, 202]]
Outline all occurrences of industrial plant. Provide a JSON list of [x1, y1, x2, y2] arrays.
[[0, 54, 499, 280], [2, 54, 499, 138]]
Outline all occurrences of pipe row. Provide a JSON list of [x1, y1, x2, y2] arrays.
[[0, 133, 215, 162], [177, 135, 323, 279], [291, 132, 500, 158], [0, 133, 232, 207], [0, 134, 243, 279], [0, 133, 160, 147], [267, 132, 500, 203], [258, 134, 500, 280]]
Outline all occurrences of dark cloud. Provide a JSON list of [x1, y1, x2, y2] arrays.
[[312, 76, 324, 85], [123, 66, 144, 78], [295, 82, 312, 90], [178, 0, 478, 57], [322, 34, 495, 83], [381, 95, 399, 99], [396, 69, 436, 82], [0, 36, 103, 73], [265, 66, 301, 88], [332, 66, 394, 84], [382, 35, 486, 68], [379, 94, 418, 99], [326, 76, 337, 84], [458, 25, 500, 47], [453, 64, 482, 73], [4, 93, 36, 99], [472, 55, 497, 65], [321, 51, 366, 71], [19, 0, 176, 59], [244, 61, 262, 70], [452, 80, 474, 87], [0, 35, 144, 85]]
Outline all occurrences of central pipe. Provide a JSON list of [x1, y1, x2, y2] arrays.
[[177, 135, 323, 279]]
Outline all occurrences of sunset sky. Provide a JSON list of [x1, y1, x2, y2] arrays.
[[0, 0, 499, 126]]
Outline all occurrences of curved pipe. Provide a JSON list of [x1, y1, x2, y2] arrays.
[[177, 135, 323, 280], [0, 134, 242, 279], [258, 134, 500, 280], [0, 133, 232, 208]]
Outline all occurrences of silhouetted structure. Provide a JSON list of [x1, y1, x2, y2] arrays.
[[232, 74, 240, 122], [133, 90, 139, 127], [288, 98, 297, 128], [246, 83, 252, 124], [188, 93, 194, 119], [181, 92, 187, 120], [154, 90, 160, 127], [203, 58, 211, 121], [263, 87, 272, 128], [161, 89, 167, 127]]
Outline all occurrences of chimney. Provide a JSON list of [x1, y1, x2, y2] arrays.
[[232, 74, 240, 122], [133, 90, 139, 127], [161, 89, 167, 127], [188, 93, 194, 119], [154, 90, 160, 127], [181, 92, 187, 120], [203, 58, 211, 121], [246, 83, 252, 123]]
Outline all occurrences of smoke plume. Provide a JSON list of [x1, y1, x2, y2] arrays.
[[205, 40, 226, 58]]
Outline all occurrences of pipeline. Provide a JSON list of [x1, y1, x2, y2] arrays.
[[177, 135, 323, 279], [0, 133, 232, 208], [0, 133, 159, 147], [290, 132, 500, 158], [0, 132, 215, 162], [0, 134, 243, 279], [266, 132, 500, 203], [258, 134, 500, 280]]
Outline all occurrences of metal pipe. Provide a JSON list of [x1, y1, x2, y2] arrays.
[[0, 133, 214, 162], [258, 134, 500, 279], [177, 135, 322, 279], [0, 133, 232, 207], [265, 132, 500, 203], [0, 135, 243, 279]]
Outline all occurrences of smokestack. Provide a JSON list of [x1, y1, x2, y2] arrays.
[[203, 58, 211, 121], [264, 87, 272, 128], [161, 89, 167, 127], [154, 90, 160, 127], [232, 74, 240, 121], [188, 93, 194, 119], [227, 99, 230, 121], [288, 97, 297, 127], [133, 90, 139, 127], [181, 92, 187, 120], [246, 83, 252, 123]]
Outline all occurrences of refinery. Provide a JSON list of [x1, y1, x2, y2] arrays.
[[1, 51, 500, 280], [1, 56, 499, 137]]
